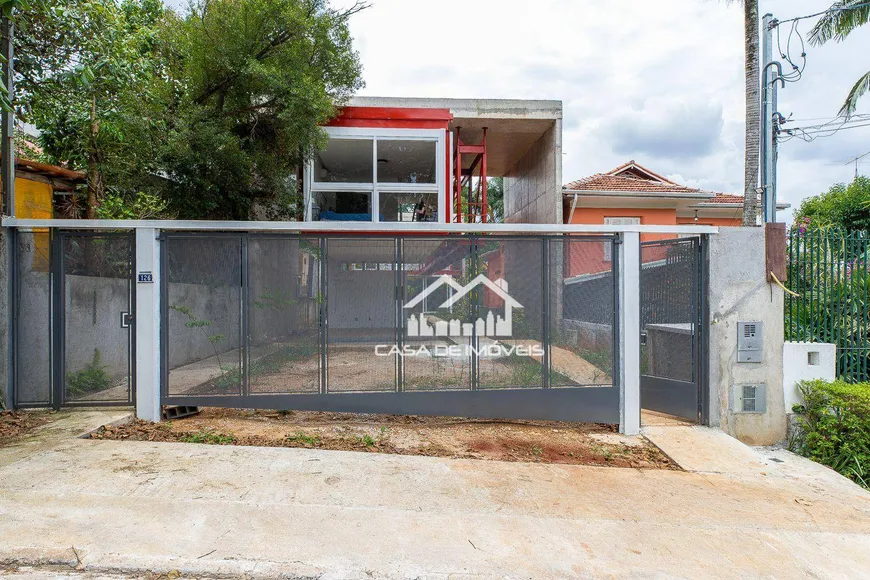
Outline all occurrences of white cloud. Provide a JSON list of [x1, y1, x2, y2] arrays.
[[330, 0, 870, 222]]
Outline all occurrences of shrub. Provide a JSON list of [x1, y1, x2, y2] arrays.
[[790, 379, 870, 488], [67, 349, 114, 397]]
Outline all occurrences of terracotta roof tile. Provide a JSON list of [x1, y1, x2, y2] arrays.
[[563, 173, 702, 194]]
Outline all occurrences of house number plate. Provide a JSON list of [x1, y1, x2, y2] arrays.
[[137, 271, 154, 283]]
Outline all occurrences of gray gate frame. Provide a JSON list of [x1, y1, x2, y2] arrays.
[[159, 232, 622, 424], [8, 228, 136, 409], [2, 218, 720, 434], [638, 236, 710, 424]]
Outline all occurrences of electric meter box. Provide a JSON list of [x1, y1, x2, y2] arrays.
[[737, 321, 763, 363]]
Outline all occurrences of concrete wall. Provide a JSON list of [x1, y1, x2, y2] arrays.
[[782, 342, 836, 411], [708, 227, 787, 445], [503, 121, 562, 224]]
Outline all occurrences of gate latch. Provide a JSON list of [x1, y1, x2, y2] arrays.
[[120, 311, 134, 329]]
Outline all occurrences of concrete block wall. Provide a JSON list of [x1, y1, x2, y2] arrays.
[[503, 121, 562, 224], [782, 342, 836, 411], [708, 227, 787, 445]]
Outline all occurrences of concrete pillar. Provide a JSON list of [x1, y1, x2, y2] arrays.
[[619, 232, 641, 435], [135, 228, 161, 422], [708, 227, 786, 445]]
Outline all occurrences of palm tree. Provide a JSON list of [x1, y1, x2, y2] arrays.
[[809, 1, 870, 117], [724, 0, 760, 226]]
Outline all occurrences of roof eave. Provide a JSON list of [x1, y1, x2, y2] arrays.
[[562, 189, 714, 199]]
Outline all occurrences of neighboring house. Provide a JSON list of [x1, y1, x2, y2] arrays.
[[562, 160, 790, 277], [2, 155, 86, 220]]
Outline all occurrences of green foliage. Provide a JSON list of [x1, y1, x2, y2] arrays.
[[96, 190, 170, 219], [790, 379, 870, 488], [794, 177, 870, 231], [179, 431, 236, 444], [67, 348, 114, 396], [16, 0, 366, 219], [285, 431, 321, 446], [809, 1, 870, 115]]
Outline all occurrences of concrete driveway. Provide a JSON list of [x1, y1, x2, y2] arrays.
[[1, 411, 869, 579]]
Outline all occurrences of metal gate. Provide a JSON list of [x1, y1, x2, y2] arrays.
[[11, 230, 135, 408], [160, 233, 621, 423], [640, 237, 706, 423]]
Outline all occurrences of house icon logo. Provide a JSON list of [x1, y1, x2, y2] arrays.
[[403, 274, 523, 338]]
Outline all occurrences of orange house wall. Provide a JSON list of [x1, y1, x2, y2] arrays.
[[565, 207, 676, 278]]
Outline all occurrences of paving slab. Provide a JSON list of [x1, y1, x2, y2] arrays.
[[1, 418, 869, 579]]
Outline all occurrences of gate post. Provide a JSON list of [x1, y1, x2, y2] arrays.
[[135, 227, 161, 422], [619, 232, 641, 435]]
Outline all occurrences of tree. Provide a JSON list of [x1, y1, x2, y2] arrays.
[[15, 0, 366, 220], [16, 0, 169, 218], [810, 1, 870, 117], [158, 0, 365, 219], [794, 176, 870, 231], [723, 0, 761, 226]]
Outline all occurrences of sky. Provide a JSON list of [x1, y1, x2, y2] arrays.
[[323, 0, 870, 222]]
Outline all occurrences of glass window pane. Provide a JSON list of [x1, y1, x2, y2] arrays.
[[377, 140, 436, 184], [314, 138, 373, 183], [379, 191, 439, 223], [312, 191, 372, 221]]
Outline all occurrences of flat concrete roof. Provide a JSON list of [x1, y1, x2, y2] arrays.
[[348, 97, 562, 175]]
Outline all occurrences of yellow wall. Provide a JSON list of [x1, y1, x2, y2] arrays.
[[12, 177, 53, 271]]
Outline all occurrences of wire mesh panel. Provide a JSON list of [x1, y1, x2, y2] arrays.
[[247, 236, 321, 394], [401, 238, 474, 391], [14, 231, 53, 406], [640, 238, 700, 422], [325, 237, 397, 392], [551, 236, 616, 387], [61, 233, 133, 405], [165, 235, 243, 397], [477, 238, 545, 389]]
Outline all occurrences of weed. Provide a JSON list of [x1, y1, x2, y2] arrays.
[[179, 431, 235, 445], [67, 349, 114, 396], [286, 432, 321, 446], [355, 434, 375, 448], [531, 445, 543, 457]]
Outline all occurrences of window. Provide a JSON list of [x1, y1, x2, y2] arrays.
[[379, 191, 439, 222], [603, 217, 640, 261], [306, 128, 444, 223], [314, 139, 373, 183]]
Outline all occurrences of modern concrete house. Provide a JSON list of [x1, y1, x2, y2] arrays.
[[305, 97, 563, 225]]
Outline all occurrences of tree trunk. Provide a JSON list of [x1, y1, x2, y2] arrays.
[[86, 94, 103, 219], [743, 0, 760, 226]]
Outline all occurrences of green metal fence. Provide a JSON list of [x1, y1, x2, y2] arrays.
[[786, 228, 870, 383]]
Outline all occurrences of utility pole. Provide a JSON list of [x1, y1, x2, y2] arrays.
[[1, 12, 13, 217]]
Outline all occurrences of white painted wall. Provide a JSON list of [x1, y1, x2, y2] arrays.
[[783, 342, 836, 411]]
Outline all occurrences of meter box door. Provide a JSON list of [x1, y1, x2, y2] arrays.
[[737, 321, 763, 363]]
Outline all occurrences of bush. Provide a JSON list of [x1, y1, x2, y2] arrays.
[[67, 349, 114, 397], [791, 379, 870, 488]]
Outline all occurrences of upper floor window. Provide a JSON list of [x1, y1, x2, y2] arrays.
[[306, 128, 445, 223]]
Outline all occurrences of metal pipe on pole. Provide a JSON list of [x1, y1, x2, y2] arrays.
[[760, 13, 781, 223]]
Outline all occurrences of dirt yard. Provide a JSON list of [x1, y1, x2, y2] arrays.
[[0, 410, 54, 444], [89, 408, 675, 469]]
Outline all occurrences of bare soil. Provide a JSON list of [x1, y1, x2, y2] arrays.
[[90, 408, 676, 469], [0, 410, 53, 445]]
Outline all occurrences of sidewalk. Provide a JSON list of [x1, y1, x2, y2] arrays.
[[1, 415, 869, 579]]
